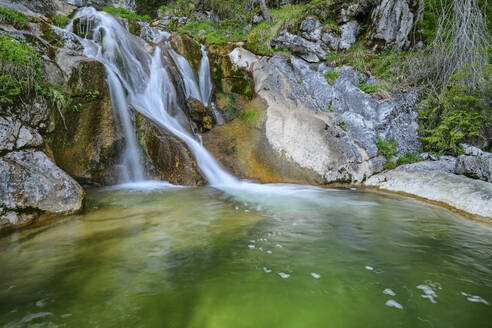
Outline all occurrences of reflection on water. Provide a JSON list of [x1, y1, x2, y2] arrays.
[[0, 186, 491, 328]]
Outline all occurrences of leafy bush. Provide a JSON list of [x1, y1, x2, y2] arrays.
[[376, 138, 398, 159], [0, 36, 43, 104], [418, 68, 492, 153], [103, 6, 150, 21], [0, 6, 30, 29]]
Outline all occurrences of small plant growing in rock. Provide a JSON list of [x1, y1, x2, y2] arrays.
[[325, 71, 338, 85], [86, 90, 100, 100], [338, 122, 348, 131], [376, 138, 398, 159], [72, 103, 82, 112], [358, 76, 378, 94]]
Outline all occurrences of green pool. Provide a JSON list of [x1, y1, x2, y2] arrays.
[[1, 183, 491, 327]]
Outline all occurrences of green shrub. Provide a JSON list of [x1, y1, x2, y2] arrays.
[[0, 6, 30, 29], [0, 36, 43, 104], [418, 67, 492, 153], [376, 137, 398, 159], [103, 6, 150, 21], [396, 153, 422, 165]]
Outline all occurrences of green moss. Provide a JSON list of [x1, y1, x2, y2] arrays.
[[0, 6, 30, 29], [178, 21, 248, 45], [239, 110, 258, 122], [325, 70, 338, 85], [103, 6, 150, 21]]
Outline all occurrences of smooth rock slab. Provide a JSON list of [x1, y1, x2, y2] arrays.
[[365, 163, 492, 219], [0, 150, 84, 216]]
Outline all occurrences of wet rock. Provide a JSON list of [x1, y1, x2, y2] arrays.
[[169, 33, 202, 72], [339, 21, 360, 50], [370, 0, 415, 50], [270, 31, 327, 63], [365, 161, 492, 219], [455, 145, 492, 182], [135, 113, 205, 186], [186, 98, 215, 132], [47, 53, 123, 185], [0, 150, 84, 229], [300, 16, 322, 42]]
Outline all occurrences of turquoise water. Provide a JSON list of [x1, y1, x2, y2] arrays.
[[0, 184, 491, 327]]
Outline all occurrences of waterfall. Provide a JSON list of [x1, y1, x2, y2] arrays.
[[198, 45, 213, 107], [66, 7, 237, 186]]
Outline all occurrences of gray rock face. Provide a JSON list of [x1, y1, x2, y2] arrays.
[[0, 150, 84, 230], [234, 49, 420, 184], [455, 145, 492, 182], [321, 32, 340, 51], [370, 0, 415, 50], [270, 31, 327, 63], [365, 161, 492, 219], [300, 16, 322, 42], [339, 21, 360, 50]]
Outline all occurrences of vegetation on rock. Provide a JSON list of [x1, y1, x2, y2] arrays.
[[0, 36, 43, 104], [0, 6, 30, 29]]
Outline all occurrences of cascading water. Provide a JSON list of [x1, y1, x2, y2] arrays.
[[198, 45, 213, 106], [66, 7, 237, 185]]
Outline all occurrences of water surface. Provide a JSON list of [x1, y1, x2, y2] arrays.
[[1, 185, 491, 327]]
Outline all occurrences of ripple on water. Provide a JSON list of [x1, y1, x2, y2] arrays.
[[278, 272, 290, 279], [385, 300, 403, 310]]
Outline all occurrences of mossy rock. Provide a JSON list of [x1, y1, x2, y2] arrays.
[[207, 44, 255, 99]]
